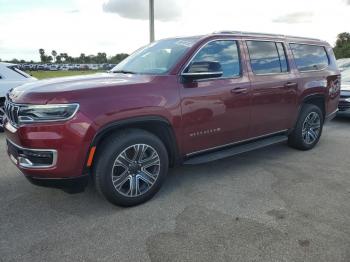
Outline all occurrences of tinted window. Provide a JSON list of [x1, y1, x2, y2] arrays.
[[290, 44, 329, 72], [187, 40, 241, 77], [247, 41, 289, 74]]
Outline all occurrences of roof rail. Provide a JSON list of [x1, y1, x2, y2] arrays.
[[212, 31, 322, 42]]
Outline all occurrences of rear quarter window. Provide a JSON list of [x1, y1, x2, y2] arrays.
[[289, 44, 329, 72]]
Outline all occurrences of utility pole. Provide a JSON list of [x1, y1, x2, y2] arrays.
[[149, 0, 155, 42]]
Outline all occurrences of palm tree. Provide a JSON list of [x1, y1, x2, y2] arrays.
[[79, 53, 86, 63], [39, 48, 45, 62], [51, 50, 57, 63]]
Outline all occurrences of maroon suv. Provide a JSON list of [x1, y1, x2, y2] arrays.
[[4, 31, 340, 206]]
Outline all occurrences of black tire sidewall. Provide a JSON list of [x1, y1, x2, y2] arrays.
[[292, 104, 324, 150], [94, 130, 169, 207]]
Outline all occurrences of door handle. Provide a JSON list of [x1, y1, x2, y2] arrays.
[[231, 87, 248, 94], [284, 82, 298, 88]]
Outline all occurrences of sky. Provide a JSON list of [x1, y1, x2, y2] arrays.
[[0, 0, 349, 62]]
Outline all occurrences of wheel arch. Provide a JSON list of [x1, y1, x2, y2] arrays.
[[86, 116, 181, 171], [290, 93, 326, 133], [302, 94, 326, 118]]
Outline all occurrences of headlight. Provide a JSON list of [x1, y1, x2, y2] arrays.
[[18, 103, 79, 124]]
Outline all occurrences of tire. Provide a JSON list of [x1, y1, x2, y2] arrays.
[[288, 104, 324, 150], [94, 129, 169, 207], [0, 103, 4, 133]]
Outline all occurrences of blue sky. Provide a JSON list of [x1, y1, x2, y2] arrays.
[[0, 0, 349, 62]]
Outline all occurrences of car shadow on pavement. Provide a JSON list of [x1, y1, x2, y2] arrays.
[[30, 142, 292, 216]]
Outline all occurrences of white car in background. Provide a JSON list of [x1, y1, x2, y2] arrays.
[[337, 58, 350, 71], [338, 68, 350, 113], [0, 62, 37, 130]]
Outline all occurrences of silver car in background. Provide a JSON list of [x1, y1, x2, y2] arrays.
[[0, 62, 37, 130]]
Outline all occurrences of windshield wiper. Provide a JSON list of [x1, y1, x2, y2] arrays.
[[112, 70, 136, 74]]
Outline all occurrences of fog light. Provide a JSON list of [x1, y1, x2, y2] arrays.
[[7, 139, 57, 169]]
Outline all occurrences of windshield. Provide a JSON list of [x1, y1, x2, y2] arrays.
[[8, 65, 32, 78], [111, 37, 199, 75]]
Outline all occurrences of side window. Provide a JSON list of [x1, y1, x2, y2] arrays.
[[290, 43, 329, 72], [247, 41, 289, 74], [186, 40, 241, 78]]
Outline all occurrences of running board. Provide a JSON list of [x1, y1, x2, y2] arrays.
[[183, 135, 288, 165]]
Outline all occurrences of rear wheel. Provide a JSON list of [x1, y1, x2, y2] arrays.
[[94, 129, 169, 207], [288, 104, 324, 150]]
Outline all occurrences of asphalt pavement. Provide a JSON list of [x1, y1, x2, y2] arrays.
[[0, 115, 350, 262]]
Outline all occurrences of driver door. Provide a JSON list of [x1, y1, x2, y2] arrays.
[[179, 39, 252, 155]]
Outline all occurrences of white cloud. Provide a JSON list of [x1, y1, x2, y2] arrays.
[[103, 0, 181, 21], [273, 12, 314, 24], [1, 0, 350, 61]]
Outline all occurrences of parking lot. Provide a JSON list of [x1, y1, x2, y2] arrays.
[[0, 116, 349, 262]]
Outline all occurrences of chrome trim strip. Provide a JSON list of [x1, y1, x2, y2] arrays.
[[186, 129, 288, 157], [182, 71, 223, 76], [325, 109, 339, 122], [6, 139, 58, 169], [4, 121, 17, 133]]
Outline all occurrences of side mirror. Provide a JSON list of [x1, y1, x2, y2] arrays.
[[182, 61, 223, 81]]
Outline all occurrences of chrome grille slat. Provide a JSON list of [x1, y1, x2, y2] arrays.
[[4, 100, 19, 127]]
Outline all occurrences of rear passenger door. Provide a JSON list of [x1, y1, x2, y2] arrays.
[[245, 40, 298, 137]]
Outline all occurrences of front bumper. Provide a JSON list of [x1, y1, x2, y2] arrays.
[[26, 175, 89, 193], [3, 112, 95, 179], [7, 139, 57, 169]]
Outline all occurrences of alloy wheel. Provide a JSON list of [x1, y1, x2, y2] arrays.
[[111, 144, 161, 197], [302, 112, 321, 145], [0, 106, 4, 129]]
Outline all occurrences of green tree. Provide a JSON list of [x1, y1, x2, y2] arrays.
[[109, 53, 129, 64], [51, 50, 57, 63], [39, 48, 46, 63], [79, 53, 86, 63], [56, 55, 62, 63], [333, 32, 350, 59]]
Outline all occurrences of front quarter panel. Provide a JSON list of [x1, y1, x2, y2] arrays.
[[80, 75, 183, 154]]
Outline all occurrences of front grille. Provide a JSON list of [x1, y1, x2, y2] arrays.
[[4, 100, 20, 127]]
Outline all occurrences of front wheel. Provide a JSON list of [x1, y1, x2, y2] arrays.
[[288, 104, 324, 150], [0, 100, 4, 132], [94, 129, 169, 207]]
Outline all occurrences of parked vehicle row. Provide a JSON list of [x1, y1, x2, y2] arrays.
[[17, 63, 116, 71], [2, 31, 341, 207]]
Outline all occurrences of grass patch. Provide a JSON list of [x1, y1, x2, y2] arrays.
[[26, 70, 104, 80]]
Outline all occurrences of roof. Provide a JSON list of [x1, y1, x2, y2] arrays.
[[212, 31, 325, 43]]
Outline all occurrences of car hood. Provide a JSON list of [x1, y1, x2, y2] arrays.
[[8, 73, 155, 104]]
